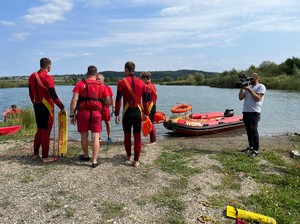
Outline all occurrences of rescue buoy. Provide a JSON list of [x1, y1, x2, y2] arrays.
[[154, 111, 166, 124], [171, 104, 192, 114]]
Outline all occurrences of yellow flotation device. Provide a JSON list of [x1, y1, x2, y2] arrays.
[[226, 206, 277, 224]]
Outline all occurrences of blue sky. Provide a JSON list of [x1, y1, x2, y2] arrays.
[[1, 0, 300, 76]]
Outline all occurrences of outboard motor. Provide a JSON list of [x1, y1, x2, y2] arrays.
[[224, 109, 234, 117]]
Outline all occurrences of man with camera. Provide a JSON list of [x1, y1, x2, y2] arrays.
[[238, 73, 266, 157]]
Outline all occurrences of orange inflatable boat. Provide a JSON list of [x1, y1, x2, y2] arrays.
[[163, 107, 244, 136]]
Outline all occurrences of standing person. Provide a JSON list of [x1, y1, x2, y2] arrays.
[[140, 72, 157, 144], [239, 72, 266, 157], [96, 74, 115, 143], [28, 57, 66, 163], [115, 61, 148, 167], [70, 66, 110, 168]]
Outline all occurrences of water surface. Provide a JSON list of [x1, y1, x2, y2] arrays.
[[1, 85, 299, 140]]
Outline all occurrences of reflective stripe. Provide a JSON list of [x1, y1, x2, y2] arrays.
[[122, 102, 129, 117], [42, 97, 54, 117], [122, 102, 142, 117], [148, 101, 154, 114]]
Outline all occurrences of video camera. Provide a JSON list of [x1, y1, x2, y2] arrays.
[[235, 73, 254, 88]]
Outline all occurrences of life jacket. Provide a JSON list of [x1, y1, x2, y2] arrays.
[[78, 79, 103, 110]]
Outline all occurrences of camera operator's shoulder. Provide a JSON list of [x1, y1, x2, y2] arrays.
[[258, 83, 266, 93]]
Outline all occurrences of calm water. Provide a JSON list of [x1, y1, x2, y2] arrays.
[[1, 85, 299, 140]]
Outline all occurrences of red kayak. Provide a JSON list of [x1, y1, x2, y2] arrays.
[[0, 125, 22, 136], [163, 108, 244, 136]]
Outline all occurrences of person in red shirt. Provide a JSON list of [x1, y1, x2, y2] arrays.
[[3, 104, 22, 122], [28, 58, 66, 163], [140, 72, 157, 144], [96, 74, 115, 143], [70, 66, 111, 168], [115, 61, 148, 167]]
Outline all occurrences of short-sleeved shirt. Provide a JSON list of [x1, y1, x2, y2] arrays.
[[243, 84, 266, 113]]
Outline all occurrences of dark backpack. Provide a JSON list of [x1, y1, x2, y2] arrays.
[[78, 79, 103, 110]]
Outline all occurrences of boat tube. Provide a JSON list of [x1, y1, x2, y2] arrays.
[[163, 109, 244, 136]]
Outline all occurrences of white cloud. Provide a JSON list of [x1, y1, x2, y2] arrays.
[[0, 20, 15, 26], [160, 5, 191, 16], [9, 32, 30, 42], [23, 0, 73, 25]]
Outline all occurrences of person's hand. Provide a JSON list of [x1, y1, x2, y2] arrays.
[[60, 108, 66, 115], [243, 85, 251, 91], [115, 116, 120, 125], [112, 107, 115, 113], [70, 116, 77, 125]]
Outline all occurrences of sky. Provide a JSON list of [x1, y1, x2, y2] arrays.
[[1, 0, 300, 76]]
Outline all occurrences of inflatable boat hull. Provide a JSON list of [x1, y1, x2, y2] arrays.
[[163, 113, 244, 136]]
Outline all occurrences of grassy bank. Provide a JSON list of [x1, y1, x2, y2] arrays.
[[154, 136, 300, 224]]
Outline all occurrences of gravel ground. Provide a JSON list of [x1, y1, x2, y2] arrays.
[[0, 133, 297, 224]]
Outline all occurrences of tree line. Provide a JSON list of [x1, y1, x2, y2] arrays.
[[1, 57, 300, 90], [203, 57, 300, 90]]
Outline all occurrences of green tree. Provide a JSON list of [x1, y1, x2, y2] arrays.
[[194, 72, 205, 84], [258, 61, 280, 76], [187, 74, 194, 82], [161, 76, 173, 82], [279, 57, 300, 75]]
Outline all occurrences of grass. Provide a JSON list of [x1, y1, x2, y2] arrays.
[[21, 175, 34, 183], [262, 151, 286, 166], [101, 202, 126, 220], [44, 199, 62, 212], [154, 145, 203, 176], [216, 152, 261, 177], [213, 174, 241, 191], [152, 136, 300, 224], [0, 200, 11, 209], [152, 145, 203, 223], [65, 208, 76, 218], [213, 137, 300, 224], [151, 187, 186, 223]]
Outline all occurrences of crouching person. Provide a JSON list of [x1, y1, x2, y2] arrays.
[[70, 66, 111, 168]]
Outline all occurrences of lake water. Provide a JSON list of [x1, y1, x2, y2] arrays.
[[1, 85, 299, 141]]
